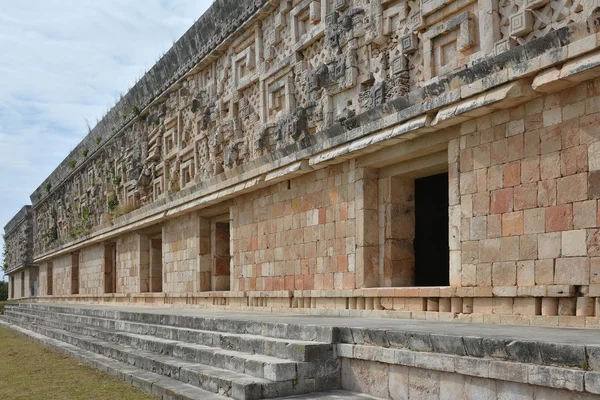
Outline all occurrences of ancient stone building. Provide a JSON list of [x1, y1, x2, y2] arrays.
[[6, 0, 600, 398], [7, 0, 600, 325]]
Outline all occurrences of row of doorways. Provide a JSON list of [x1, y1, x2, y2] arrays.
[[41, 171, 449, 295]]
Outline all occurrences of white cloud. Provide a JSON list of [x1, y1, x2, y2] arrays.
[[0, 0, 214, 280]]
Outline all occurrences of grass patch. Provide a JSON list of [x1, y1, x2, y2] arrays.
[[0, 326, 154, 400], [0, 301, 17, 313]]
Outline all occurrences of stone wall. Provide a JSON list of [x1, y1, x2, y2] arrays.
[[3, 206, 34, 273], [23, 0, 594, 262], [116, 233, 141, 294], [38, 263, 51, 297], [9, 0, 600, 330], [231, 161, 364, 292], [51, 253, 74, 296], [79, 244, 104, 296], [163, 213, 200, 294], [451, 80, 600, 324]]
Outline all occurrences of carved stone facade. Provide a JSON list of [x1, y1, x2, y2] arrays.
[[4, 206, 34, 272], [6, 0, 600, 332]]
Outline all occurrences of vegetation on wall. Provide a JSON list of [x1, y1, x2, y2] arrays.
[[68, 160, 77, 169], [1, 239, 7, 275], [0, 281, 7, 301]]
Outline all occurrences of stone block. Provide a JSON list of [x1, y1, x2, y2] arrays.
[[500, 236, 520, 261], [557, 173, 588, 205], [545, 204, 573, 232], [415, 352, 456, 372], [501, 212, 523, 237], [538, 232, 561, 259], [492, 262, 517, 286], [407, 332, 432, 352], [561, 229, 587, 257], [527, 365, 584, 391], [535, 259, 555, 285], [489, 361, 528, 383], [573, 200, 597, 229], [491, 188, 514, 214], [554, 257, 590, 285], [513, 298, 541, 316], [388, 365, 409, 400], [524, 208, 545, 234], [408, 368, 440, 399], [541, 298, 559, 316], [538, 179, 557, 207], [558, 297, 576, 316], [540, 152, 561, 180], [439, 373, 465, 400]]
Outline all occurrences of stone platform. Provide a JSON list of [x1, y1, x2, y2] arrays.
[[1, 303, 600, 399]]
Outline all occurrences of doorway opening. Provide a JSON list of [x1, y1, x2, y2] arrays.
[[149, 235, 163, 293], [414, 172, 449, 286], [212, 216, 231, 291], [71, 252, 80, 295], [10, 275, 14, 299], [104, 243, 117, 294], [47, 262, 53, 296], [140, 228, 163, 293], [29, 268, 38, 297], [20, 271, 25, 298]]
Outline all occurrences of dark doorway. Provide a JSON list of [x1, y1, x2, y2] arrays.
[[104, 243, 117, 294], [47, 263, 53, 296], [149, 236, 163, 293], [414, 172, 449, 286], [71, 252, 80, 295], [213, 220, 231, 291], [20, 271, 25, 298]]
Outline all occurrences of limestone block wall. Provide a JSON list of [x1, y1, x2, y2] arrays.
[[163, 213, 200, 293], [231, 161, 364, 292], [453, 80, 600, 321], [51, 254, 73, 296], [116, 233, 141, 294], [79, 244, 104, 296], [38, 263, 50, 297], [342, 358, 591, 400], [10, 272, 23, 299]]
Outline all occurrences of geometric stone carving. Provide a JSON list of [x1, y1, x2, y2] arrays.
[[525, 0, 549, 9], [401, 32, 419, 54], [494, 38, 517, 55], [309, 1, 321, 24], [409, 11, 425, 31], [274, 13, 286, 31], [334, 0, 348, 12], [458, 16, 476, 51], [421, 0, 453, 17], [510, 10, 534, 37], [392, 56, 407, 75]]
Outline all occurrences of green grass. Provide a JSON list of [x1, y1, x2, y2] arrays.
[[0, 326, 155, 400], [0, 300, 16, 313]]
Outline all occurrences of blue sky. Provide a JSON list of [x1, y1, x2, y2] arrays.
[[0, 1, 214, 280]]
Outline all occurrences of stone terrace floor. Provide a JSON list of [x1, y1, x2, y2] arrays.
[[40, 303, 600, 346]]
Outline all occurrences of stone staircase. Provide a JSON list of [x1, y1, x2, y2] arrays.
[[0, 303, 375, 400]]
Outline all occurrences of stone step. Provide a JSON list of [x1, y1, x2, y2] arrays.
[[8, 303, 335, 342], [9, 305, 333, 362], [279, 391, 386, 400], [5, 309, 337, 383], [0, 317, 230, 400], [3, 313, 339, 400]]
